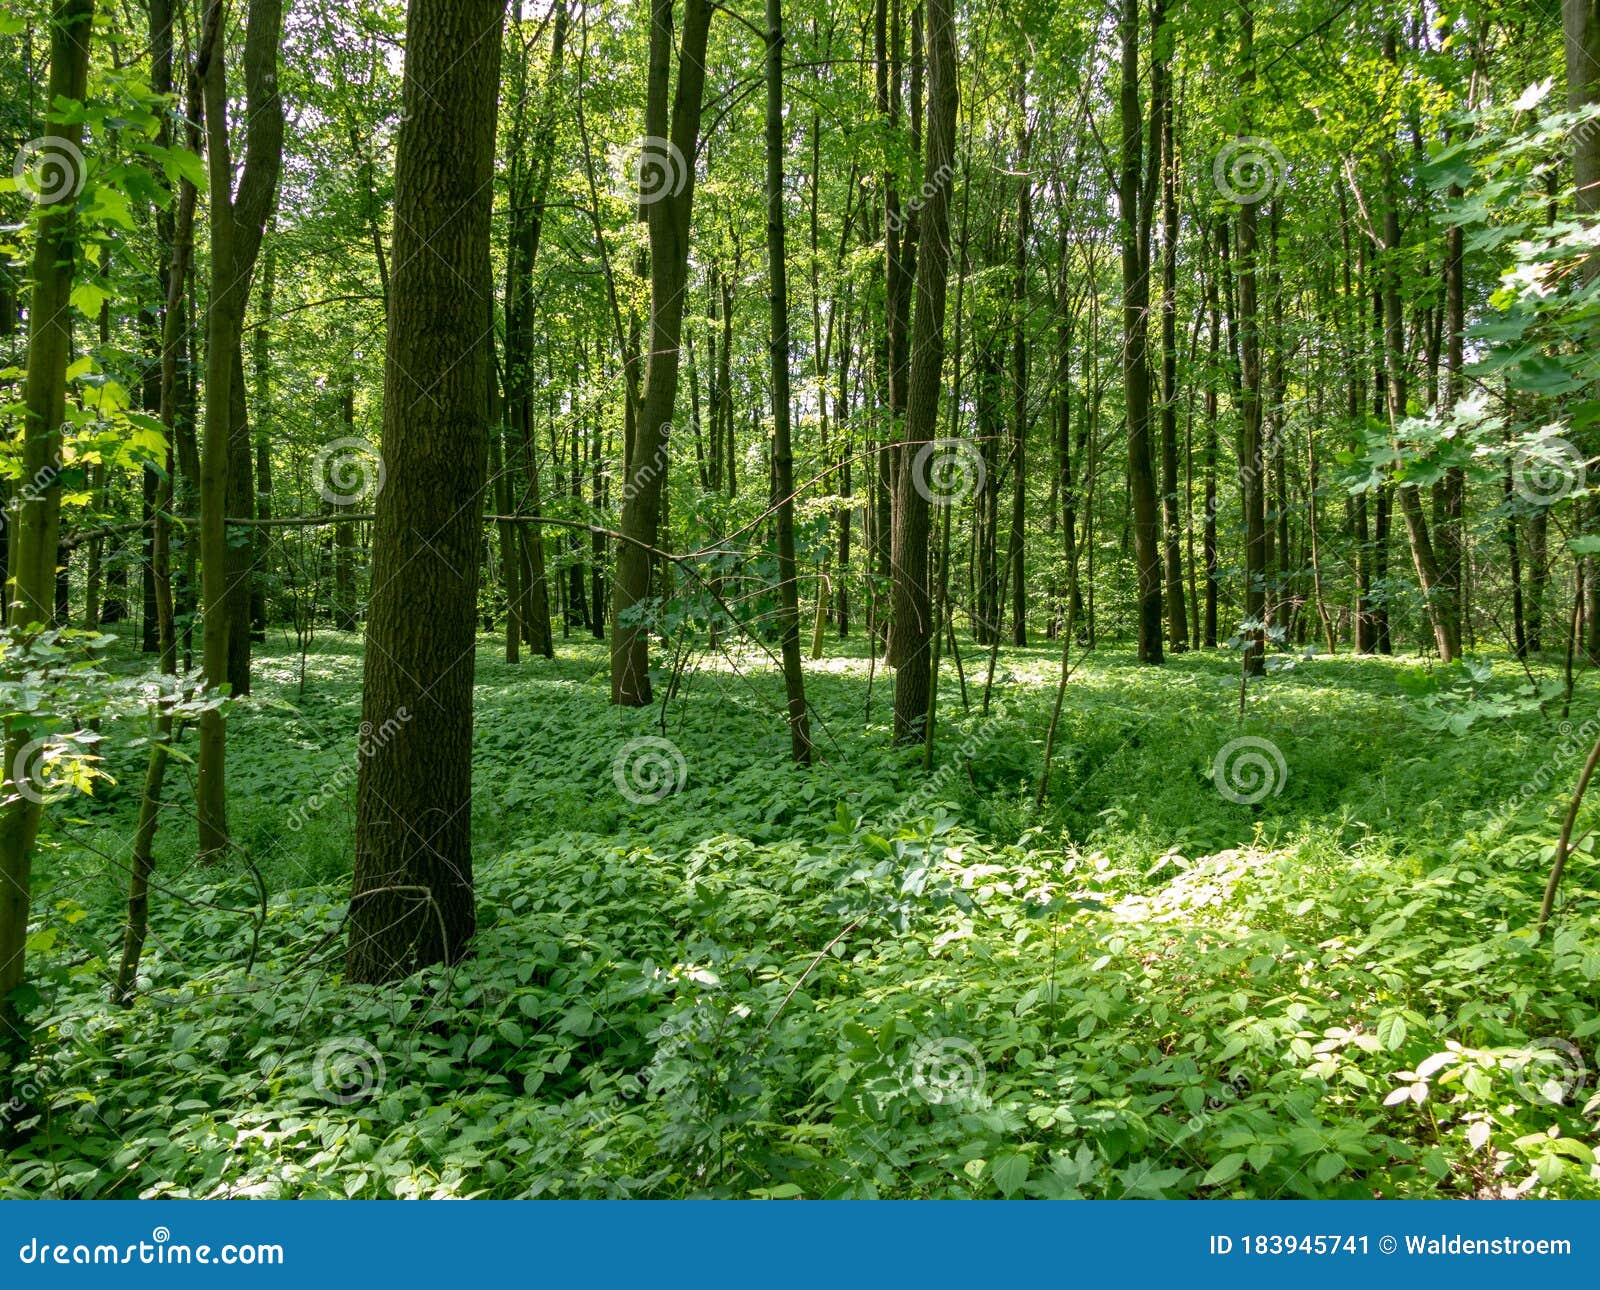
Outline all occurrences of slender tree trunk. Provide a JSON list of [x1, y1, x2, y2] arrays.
[[334, 379, 359, 631], [890, 0, 957, 743], [249, 240, 275, 640], [502, 5, 567, 662], [196, 0, 284, 860], [1235, 2, 1265, 674], [765, 0, 811, 762], [1121, 0, 1164, 665], [590, 413, 606, 640], [610, 0, 714, 706], [1568, 0, 1600, 663], [1506, 454, 1528, 658], [880, 0, 913, 668], [225, 344, 255, 690], [1160, 77, 1187, 652], [837, 319, 853, 637], [84, 465, 105, 630], [1384, 28, 1457, 663], [1008, 104, 1031, 647], [1203, 222, 1220, 647], [115, 0, 190, 1000]]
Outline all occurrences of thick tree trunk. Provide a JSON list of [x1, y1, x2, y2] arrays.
[[346, 0, 507, 984]]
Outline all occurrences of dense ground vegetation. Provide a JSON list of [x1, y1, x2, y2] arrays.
[[3, 626, 1598, 1198], [4, 0, 1600, 1202]]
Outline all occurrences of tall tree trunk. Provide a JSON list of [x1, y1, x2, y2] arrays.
[[347, 0, 507, 983], [139, 258, 164, 652], [568, 408, 588, 629], [502, 2, 568, 662], [1567, 0, 1600, 663], [196, 0, 284, 861], [889, 0, 957, 743], [880, 0, 914, 668], [1203, 220, 1221, 647], [0, 0, 95, 1055], [249, 239, 275, 640], [491, 381, 522, 662], [1122, 0, 1165, 664], [1383, 27, 1457, 663], [84, 466, 105, 630], [1234, 4, 1266, 674], [1056, 275, 1086, 638], [1436, 145, 1467, 651], [590, 413, 606, 640], [334, 378, 358, 631], [1160, 77, 1187, 652], [765, 0, 811, 763], [610, 0, 714, 706], [1506, 453, 1528, 658], [116, 0, 191, 1001], [225, 344, 255, 690], [837, 319, 854, 637], [1008, 103, 1030, 647]]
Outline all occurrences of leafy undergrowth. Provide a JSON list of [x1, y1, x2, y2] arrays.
[[4, 632, 1600, 1198]]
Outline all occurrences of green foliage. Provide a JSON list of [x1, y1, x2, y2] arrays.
[[6, 634, 1598, 1199]]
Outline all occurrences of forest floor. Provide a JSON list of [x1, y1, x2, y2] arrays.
[[5, 627, 1599, 1198]]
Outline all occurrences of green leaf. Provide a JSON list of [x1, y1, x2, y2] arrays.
[[1376, 1014, 1408, 1052], [1202, 1153, 1246, 1187], [990, 1150, 1030, 1197]]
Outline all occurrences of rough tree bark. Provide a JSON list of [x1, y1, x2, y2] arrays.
[[1120, 0, 1165, 665], [889, 0, 957, 744], [346, 0, 507, 983]]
